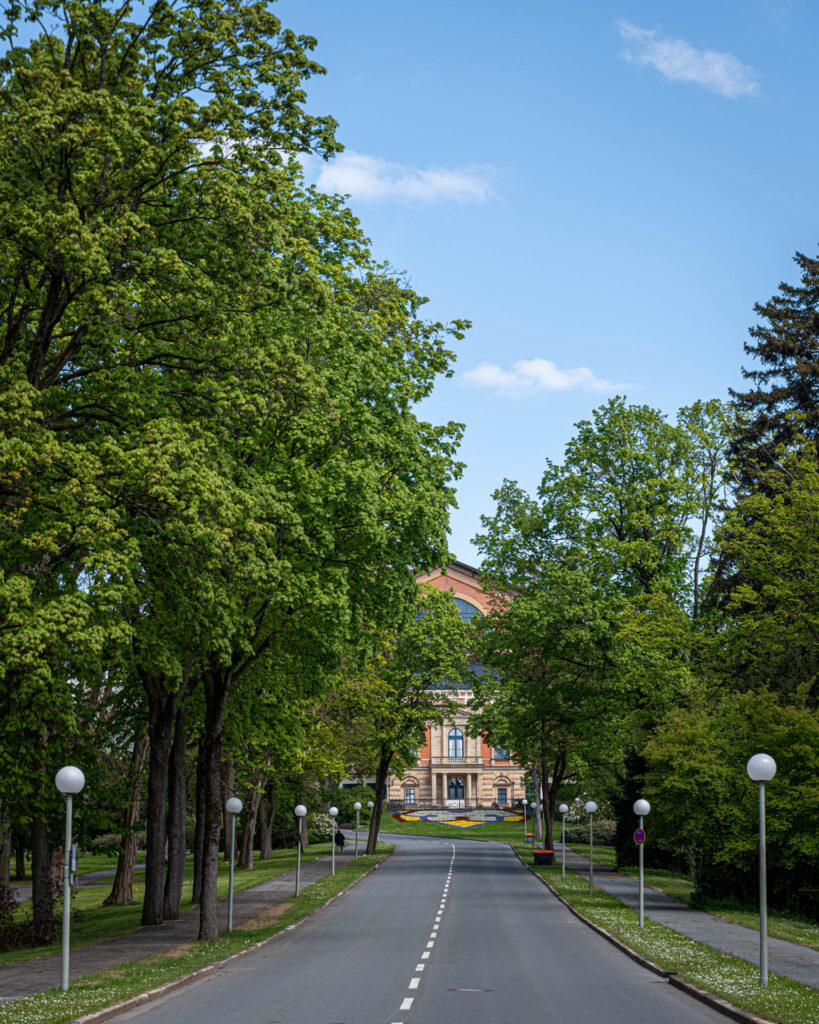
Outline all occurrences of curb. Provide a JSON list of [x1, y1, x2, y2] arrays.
[[509, 845, 777, 1024], [69, 850, 393, 1024]]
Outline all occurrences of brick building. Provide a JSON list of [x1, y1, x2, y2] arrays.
[[385, 562, 526, 810]]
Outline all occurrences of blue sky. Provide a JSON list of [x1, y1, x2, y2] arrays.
[[277, 3, 814, 563]]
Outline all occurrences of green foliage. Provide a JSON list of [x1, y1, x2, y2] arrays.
[[643, 689, 819, 915]]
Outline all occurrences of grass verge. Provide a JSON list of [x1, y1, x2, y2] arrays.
[[0, 845, 392, 1024], [3, 845, 337, 966], [565, 844, 819, 951], [525, 851, 819, 1024]]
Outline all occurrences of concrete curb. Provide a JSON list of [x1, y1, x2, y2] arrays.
[[68, 850, 394, 1024], [509, 845, 777, 1024]]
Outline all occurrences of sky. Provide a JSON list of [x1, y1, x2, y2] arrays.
[[278, 3, 816, 563]]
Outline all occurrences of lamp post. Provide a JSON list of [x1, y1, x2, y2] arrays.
[[522, 798, 528, 841], [747, 753, 776, 987], [353, 801, 362, 860], [294, 804, 307, 896], [225, 797, 243, 932], [55, 765, 85, 992], [329, 806, 339, 876], [633, 799, 650, 927], [367, 800, 374, 852], [558, 803, 569, 876], [584, 801, 598, 895]]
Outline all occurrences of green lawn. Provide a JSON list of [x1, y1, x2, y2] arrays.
[[0, 845, 393, 1024], [3, 844, 336, 966], [528, 855, 819, 1024], [566, 843, 819, 952]]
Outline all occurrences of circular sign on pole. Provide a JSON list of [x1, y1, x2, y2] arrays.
[[634, 828, 646, 845]]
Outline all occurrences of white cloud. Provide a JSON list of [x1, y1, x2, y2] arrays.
[[462, 358, 627, 397], [617, 20, 759, 98], [305, 150, 495, 203]]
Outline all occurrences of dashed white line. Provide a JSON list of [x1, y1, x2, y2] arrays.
[[421, 950, 430, 959], [426, 940, 435, 948], [409, 978, 420, 989], [400, 998, 414, 1010], [416, 964, 425, 971]]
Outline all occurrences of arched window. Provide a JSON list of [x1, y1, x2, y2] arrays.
[[448, 777, 464, 800], [493, 746, 509, 760], [452, 597, 481, 623], [448, 728, 464, 758]]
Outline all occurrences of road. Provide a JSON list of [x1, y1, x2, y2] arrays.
[[116, 834, 734, 1024]]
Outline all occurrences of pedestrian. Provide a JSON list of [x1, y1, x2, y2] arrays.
[[334, 827, 346, 854]]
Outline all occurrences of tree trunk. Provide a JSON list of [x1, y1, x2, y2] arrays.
[[14, 830, 26, 880], [237, 784, 263, 870], [220, 756, 234, 861], [104, 733, 149, 906], [531, 765, 543, 842], [539, 758, 553, 848], [366, 757, 390, 855], [192, 740, 207, 905], [163, 708, 187, 920], [0, 803, 10, 888], [141, 687, 176, 926], [199, 670, 231, 941], [30, 816, 55, 944], [258, 780, 276, 861]]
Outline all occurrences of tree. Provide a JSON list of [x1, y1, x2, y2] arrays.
[[472, 569, 621, 848], [730, 250, 819, 470], [329, 586, 469, 856]]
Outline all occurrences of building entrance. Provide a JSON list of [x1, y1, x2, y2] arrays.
[[448, 777, 464, 801]]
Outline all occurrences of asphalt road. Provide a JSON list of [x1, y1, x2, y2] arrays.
[[116, 834, 735, 1024]]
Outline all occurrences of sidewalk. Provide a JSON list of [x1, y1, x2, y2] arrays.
[[557, 844, 819, 989], [0, 849, 347, 1001]]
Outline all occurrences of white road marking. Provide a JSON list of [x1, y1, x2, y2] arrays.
[[409, 978, 420, 989], [422, 951, 430, 959], [400, 998, 414, 1010], [416, 964, 425, 971], [426, 940, 435, 948]]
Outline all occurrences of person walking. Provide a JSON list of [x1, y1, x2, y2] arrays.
[[334, 828, 346, 855]]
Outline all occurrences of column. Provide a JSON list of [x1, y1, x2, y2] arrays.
[[466, 773, 472, 805]]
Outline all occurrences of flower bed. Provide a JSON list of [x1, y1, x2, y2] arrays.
[[392, 809, 523, 828]]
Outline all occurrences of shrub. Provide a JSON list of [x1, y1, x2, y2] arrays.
[[564, 818, 616, 845], [307, 812, 334, 843]]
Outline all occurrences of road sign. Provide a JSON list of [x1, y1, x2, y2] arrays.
[[634, 828, 646, 845]]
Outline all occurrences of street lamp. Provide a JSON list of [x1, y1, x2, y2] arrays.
[[633, 799, 650, 927], [353, 801, 362, 860], [55, 765, 85, 992], [558, 803, 569, 876], [747, 753, 777, 987], [584, 801, 598, 895], [367, 800, 374, 851], [225, 797, 243, 932], [329, 806, 339, 876], [294, 804, 307, 896], [522, 798, 528, 841]]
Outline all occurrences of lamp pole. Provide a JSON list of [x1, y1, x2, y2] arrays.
[[55, 766, 85, 992], [584, 801, 597, 895], [558, 803, 569, 876], [353, 801, 361, 861], [329, 806, 339, 876], [522, 798, 528, 841], [367, 800, 374, 852], [294, 805, 307, 895], [633, 799, 650, 927], [225, 797, 243, 932], [747, 753, 777, 987]]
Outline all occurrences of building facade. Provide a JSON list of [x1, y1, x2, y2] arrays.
[[385, 562, 526, 810]]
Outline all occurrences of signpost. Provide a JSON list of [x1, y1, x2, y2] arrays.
[[633, 799, 650, 927]]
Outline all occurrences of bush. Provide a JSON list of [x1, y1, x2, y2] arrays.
[[564, 818, 616, 845], [307, 812, 334, 843]]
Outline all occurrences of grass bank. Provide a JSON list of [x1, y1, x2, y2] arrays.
[[1, 845, 392, 1024], [527, 854, 819, 1024], [3, 844, 337, 966]]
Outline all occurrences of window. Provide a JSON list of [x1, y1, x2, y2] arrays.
[[452, 597, 481, 623], [497, 787, 507, 805], [405, 787, 416, 805], [448, 777, 464, 800], [448, 728, 464, 758], [493, 746, 509, 760]]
